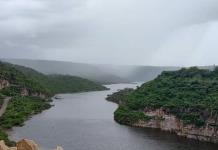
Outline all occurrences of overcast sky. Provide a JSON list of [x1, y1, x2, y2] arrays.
[[1, 0, 218, 66]]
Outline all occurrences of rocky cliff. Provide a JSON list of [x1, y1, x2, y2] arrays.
[[20, 88, 47, 99], [133, 108, 218, 143], [0, 139, 63, 150], [0, 80, 9, 90]]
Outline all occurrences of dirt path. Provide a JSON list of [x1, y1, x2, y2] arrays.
[[0, 97, 11, 117]]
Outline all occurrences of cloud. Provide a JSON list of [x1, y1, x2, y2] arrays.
[[1, 0, 218, 66]]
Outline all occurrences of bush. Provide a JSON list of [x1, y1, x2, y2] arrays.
[[114, 106, 151, 125]]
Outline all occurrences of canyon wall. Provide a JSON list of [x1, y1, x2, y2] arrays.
[[133, 108, 218, 143]]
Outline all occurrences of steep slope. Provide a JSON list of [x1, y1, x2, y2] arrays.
[[0, 62, 49, 96], [107, 67, 218, 143]]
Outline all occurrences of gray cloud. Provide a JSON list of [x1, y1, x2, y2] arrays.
[[1, 0, 218, 66]]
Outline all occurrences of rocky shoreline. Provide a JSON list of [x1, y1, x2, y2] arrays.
[[0, 139, 63, 150], [132, 108, 218, 143]]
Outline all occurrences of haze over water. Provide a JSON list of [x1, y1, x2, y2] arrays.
[[9, 84, 217, 150]]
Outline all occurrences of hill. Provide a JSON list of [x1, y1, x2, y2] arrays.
[[2, 59, 129, 84], [2, 59, 179, 84], [0, 62, 106, 145], [12, 64, 107, 94], [0, 62, 107, 96], [107, 67, 218, 143]]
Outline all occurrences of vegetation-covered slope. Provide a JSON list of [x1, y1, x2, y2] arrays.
[[13, 64, 107, 94], [108, 67, 218, 127], [0, 62, 107, 95], [0, 62, 48, 95], [0, 61, 107, 145]]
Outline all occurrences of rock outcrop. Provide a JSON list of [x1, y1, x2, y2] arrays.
[[17, 139, 39, 150], [21, 88, 47, 99], [31, 92, 46, 99], [133, 108, 218, 143], [0, 140, 17, 150], [0, 139, 63, 150], [0, 80, 9, 90], [20, 89, 29, 97]]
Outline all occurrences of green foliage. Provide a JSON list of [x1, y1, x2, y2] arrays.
[[0, 96, 51, 129], [0, 62, 49, 95], [108, 67, 218, 127], [10, 62, 107, 95], [42, 75, 107, 94], [106, 88, 134, 104], [114, 106, 151, 125], [0, 130, 15, 146], [0, 61, 107, 96], [179, 113, 205, 127]]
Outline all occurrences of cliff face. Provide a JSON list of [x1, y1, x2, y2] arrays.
[[0, 139, 63, 150], [0, 80, 10, 90], [133, 108, 218, 143], [21, 88, 47, 99]]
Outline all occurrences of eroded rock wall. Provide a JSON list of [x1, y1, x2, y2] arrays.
[[21, 88, 47, 99], [0, 80, 9, 90], [133, 108, 218, 143]]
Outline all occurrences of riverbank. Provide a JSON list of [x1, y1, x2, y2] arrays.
[[0, 96, 52, 146], [0, 61, 108, 146], [8, 83, 218, 150], [106, 68, 218, 144]]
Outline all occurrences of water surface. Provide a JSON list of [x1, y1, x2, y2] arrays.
[[9, 84, 218, 150]]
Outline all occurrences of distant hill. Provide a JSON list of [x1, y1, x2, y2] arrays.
[[2, 59, 129, 84], [2, 59, 180, 84], [0, 62, 107, 96], [98, 65, 180, 82]]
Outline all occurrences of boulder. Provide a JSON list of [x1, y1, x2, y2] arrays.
[[0, 140, 9, 150], [16, 139, 39, 150]]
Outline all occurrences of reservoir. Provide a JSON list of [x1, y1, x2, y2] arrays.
[[9, 84, 218, 150]]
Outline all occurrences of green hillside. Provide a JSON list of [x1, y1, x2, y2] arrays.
[[13, 63, 107, 93], [107, 67, 218, 127], [0, 61, 107, 145], [1, 62, 107, 95]]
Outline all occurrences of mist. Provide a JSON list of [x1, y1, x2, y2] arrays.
[[1, 0, 218, 66]]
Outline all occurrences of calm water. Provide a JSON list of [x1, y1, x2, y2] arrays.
[[9, 84, 218, 150]]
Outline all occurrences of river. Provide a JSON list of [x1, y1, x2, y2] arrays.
[[8, 83, 218, 150]]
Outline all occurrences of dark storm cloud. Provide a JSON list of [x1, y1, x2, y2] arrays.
[[1, 0, 218, 66]]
